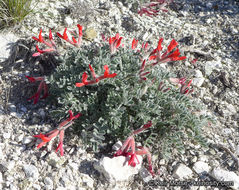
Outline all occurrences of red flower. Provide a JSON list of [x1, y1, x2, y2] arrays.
[[25, 76, 48, 104], [180, 79, 193, 95], [76, 65, 117, 87], [138, 0, 173, 17], [32, 29, 57, 57], [108, 33, 123, 54], [148, 38, 186, 66], [131, 38, 138, 50], [34, 110, 81, 156], [57, 24, 83, 48]]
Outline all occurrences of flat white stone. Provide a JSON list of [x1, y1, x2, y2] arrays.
[[173, 163, 193, 179], [94, 155, 142, 182]]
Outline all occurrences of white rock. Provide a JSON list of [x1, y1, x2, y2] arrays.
[[81, 173, 94, 189], [211, 168, 239, 190], [44, 177, 53, 190], [193, 161, 210, 174], [23, 164, 39, 180], [22, 136, 34, 144], [0, 33, 19, 62], [3, 132, 11, 139], [94, 155, 143, 182], [193, 77, 205, 87], [204, 61, 222, 76], [64, 16, 74, 26], [173, 164, 193, 179], [0, 172, 2, 183]]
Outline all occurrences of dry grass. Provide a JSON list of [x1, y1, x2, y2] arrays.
[[0, 0, 36, 30]]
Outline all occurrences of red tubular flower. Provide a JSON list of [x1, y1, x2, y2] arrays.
[[57, 24, 83, 48], [133, 121, 152, 135], [180, 79, 193, 95], [136, 146, 155, 177], [25, 76, 48, 104], [138, 0, 173, 17], [108, 33, 123, 54], [33, 45, 56, 57], [148, 38, 186, 67], [76, 65, 117, 88], [132, 38, 138, 50], [34, 110, 81, 156], [32, 29, 57, 56], [102, 65, 117, 78], [128, 153, 140, 167], [55, 130, 64, 156]]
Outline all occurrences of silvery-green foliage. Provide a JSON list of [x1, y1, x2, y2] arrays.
[[47, 43, 211, 157]]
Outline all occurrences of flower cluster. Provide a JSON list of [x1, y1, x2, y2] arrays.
[[32, 24, 83, 56], [114, 121, 155, 177], [75, 64, 117, 87], [138, 0, 174, 17], [25, 76, 48, 104], [33, 110, 81, 156]]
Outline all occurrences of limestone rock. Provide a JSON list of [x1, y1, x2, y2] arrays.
[[94, 155, 142, 182]]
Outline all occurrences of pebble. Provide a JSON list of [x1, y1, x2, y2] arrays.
[[23, 164, 39, 180], [193, 161, 210, 174], [173, 164, 193, 179]]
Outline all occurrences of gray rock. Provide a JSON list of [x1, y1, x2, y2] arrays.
[[193, 161, 210, 174], [139, 167, 152, 183], [173, 163, 193, 179], [94, 155, 142, 182], [211, 168, 239, 190], [44, 177, 53, 190], [22, 136, 34, 144], [23, 164, 39, 180], [112, 141, 122, 151], [204, 60, 222, 76]]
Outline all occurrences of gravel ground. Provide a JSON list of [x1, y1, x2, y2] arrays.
[[0, 0, 239, 189]]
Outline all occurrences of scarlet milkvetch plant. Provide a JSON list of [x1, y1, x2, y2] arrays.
[[28, 24, 212, 177]]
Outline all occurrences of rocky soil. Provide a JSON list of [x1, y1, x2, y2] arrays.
[[0, 0, 239, 189]]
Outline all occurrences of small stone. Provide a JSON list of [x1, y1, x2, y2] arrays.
[[173, 163, 193, 179], [112, 141, 122, 151], [193, 77, 205, 87], [47, 152, 65, 168], [23, 164, 39, 180], [38, 109, 46, 118], [81, 173, 94, 189], [22, 136, 34, 144], [211, 168, 239, 190], [64, 16, 74, 26], [94, 155, 143, 182], [9, 104, 16, 112], [44, 177, 53, 190], [32, 184, 41, 190], [139, 167, 152, 183], [68, 162, 78, 171], [16, 134, 24, 142], [84, 28, 97, 41], [3, 133, 11, 139], [193, 161, 210, 174], [159, 159, 166, 165], [20, 106, 27, 113]]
